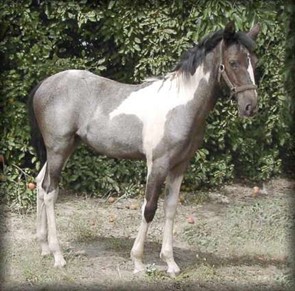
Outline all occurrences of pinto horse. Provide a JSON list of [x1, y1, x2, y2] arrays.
[[28, 21, 260, 276]]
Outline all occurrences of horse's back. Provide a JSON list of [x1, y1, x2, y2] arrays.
[[32, 70, 145, 158], [34, 69, 117, 110], [34, 69, 139, 117]]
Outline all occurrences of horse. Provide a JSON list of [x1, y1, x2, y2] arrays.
[[28, 21, 260, 276]]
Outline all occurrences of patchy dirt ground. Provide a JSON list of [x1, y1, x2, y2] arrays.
[[1, 178, 294, 290]]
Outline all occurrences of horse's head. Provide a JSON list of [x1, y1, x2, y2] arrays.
[[219, 21, 260, 117]]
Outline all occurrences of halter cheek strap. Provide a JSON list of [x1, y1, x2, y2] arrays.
[[218, 41, 257, 98]]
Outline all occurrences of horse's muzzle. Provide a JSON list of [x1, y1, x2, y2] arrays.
[[237, 90, 258, 117]]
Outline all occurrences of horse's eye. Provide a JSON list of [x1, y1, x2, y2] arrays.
[[229, 60, 239, 69]]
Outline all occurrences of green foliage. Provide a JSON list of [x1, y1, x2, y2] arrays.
[[61, 145, 146, 196], [1, 164, 36, 213], [0, 0, 293, 209], [284, 1, 295, 173]]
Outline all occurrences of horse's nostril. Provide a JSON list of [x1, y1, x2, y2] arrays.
[[245, 104, 252, 113]]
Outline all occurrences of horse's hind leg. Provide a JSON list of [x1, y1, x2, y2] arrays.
[[36, 162, 50, 256], [37, 139, 77, 267]]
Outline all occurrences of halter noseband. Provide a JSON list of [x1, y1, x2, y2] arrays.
[[217, 41, 257, 98]]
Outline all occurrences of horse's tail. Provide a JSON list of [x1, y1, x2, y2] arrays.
[[27, 81, 47, 167]]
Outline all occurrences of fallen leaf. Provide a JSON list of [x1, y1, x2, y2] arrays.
[[252, 186, 260, 197], [187, 215, 195, 224], [129, 203, 139, 210], [108, 197, 116, 203], [109, 215, 116, 222]]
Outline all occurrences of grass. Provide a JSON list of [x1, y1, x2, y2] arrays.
[[70, 218, 99, 242], [183, 196, 291, 259], [1, 178, 293, 290]]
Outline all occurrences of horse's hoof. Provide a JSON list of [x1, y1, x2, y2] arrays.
[[54, 257, 66, 268], [167, 266, 180, 277], [167, 270, 180, 278]]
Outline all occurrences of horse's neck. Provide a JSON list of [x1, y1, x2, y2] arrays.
[[177, 61, 218, 150], [176, 59, 218, 123]]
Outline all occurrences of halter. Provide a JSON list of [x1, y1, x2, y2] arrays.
[[217, 41, 257, 99]]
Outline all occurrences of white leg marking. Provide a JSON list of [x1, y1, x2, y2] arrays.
[[44, 188, 66, 267], [36, 163, 51, 256], [130, 198, 150, 273], [160, 174, 183, 276]]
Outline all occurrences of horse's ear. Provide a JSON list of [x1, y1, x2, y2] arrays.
[[223, 21, 236, 43], [247, 23, 260, 40]]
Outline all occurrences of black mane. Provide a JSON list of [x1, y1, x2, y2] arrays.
[[174, 29, 256, 76]]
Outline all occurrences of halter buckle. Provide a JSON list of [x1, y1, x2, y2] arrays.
[[230, 87, 237, 99]]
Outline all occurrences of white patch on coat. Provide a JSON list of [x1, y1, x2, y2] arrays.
[[247, 54, 256, 85], [110, 66, 210, 159]]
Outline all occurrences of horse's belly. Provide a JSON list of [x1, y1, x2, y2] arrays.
[[78, 114, 145, 159]]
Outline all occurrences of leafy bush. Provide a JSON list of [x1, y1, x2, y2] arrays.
[[61, 145, 146, 196], [0, 0, 293, 210]]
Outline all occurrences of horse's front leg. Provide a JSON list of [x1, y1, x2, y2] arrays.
[[130, 160, 167, 273], [160, 165, 186, 276], [130, 198, 150, 273]]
